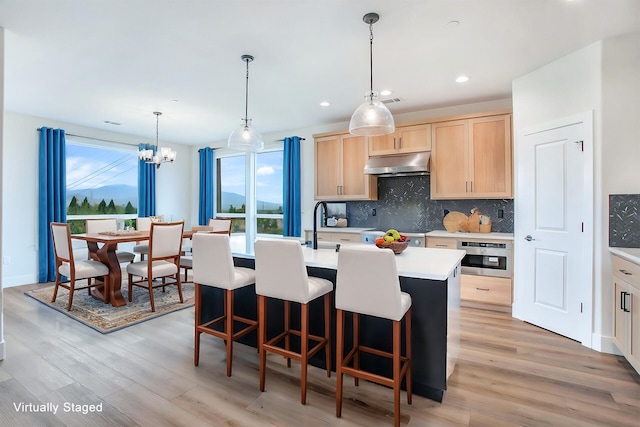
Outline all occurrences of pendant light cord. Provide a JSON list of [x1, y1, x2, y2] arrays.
[[154, 111, 161, 150], [369, 21, 374, 99], [244, 58, 250, 126]]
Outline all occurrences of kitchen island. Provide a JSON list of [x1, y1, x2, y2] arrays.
[[199, 237, 465, 402]]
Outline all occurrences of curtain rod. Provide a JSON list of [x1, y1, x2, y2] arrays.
[[36, 128, 140, 148], [275, 137, 306, 141]]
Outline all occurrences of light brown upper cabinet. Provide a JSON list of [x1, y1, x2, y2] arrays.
[[431, 114, 513, 199], [314, 132, 377, 201], [368, 123, 432, 156]]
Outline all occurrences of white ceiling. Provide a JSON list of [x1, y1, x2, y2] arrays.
[[1, 0, 639, 146]]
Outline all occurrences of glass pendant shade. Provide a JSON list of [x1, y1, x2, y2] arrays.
[[349, 91, 395, 136], [228, 119, 264, 152]]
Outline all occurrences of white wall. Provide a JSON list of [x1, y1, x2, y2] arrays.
[[1, 26, 6, 360], [1, 111, 193, 287], [512, 31, 640, 352]]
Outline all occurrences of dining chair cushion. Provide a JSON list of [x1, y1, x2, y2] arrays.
[[254, 238, 332, 304], [192, 233, 255, 290], [59, 260, 109, 279], [127, 260, 178, 279], [336, 244, 411, 322]]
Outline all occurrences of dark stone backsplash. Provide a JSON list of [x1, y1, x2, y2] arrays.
[[609, 194, 640, 247], [346, 175, 514, 233]]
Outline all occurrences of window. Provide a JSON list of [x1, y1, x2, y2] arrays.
[[66, 140, 139, 234], [216, 148, 283, 237]]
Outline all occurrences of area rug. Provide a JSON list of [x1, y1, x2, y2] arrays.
[[25, 281, 194, 334]]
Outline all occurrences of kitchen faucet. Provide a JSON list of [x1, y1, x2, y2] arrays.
[[312, 201, 327, 250]]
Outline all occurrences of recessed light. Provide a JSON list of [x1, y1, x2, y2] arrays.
[[380, 90, 392, 96], [320, 101, 331, 107], [455, 75, 470, 83], [104, 120, 121, 126], [447, 20, 460, 28]]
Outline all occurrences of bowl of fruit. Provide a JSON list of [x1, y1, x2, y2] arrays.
[[375, 229, 409, 254]]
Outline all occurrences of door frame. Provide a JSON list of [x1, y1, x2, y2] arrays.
[[513, 111, 594, 347]]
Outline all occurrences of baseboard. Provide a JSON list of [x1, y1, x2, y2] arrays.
[[591, 333, 622, 355], [1, 273, 39, 288], [461, 300, 511, 313]]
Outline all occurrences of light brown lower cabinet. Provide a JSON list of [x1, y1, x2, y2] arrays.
[[612, 254, 640, 373]]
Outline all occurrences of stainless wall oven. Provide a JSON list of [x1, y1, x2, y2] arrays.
[[457, 240, 512, 278]]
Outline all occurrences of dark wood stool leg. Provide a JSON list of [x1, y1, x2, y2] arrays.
[[336, 308, 344, 418], [194, 284, 201, 366], [225, 289, 234, 377], [393, 319, 401, 427], [324, 292, 331, 377], [406, 308, 412, 405], [353, 312, 360, 387], [259, 295, 267, 392], [300, 302, 309, 405]]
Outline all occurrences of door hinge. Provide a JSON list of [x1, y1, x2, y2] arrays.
[[581, 222, 584, 232], [575, 140, 584, 151], [580, 303, 583, 313]]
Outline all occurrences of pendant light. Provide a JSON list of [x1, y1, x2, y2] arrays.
[[138, 111, 176, 168], [228, 54, 264, 151], [349, 12, 395, 136]]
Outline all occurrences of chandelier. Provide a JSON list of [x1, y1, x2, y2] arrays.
[[138, 111, 177, 167], [349, 12, 395, 136], [228, 54, 264, 151]]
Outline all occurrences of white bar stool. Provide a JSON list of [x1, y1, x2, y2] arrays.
[[254, 238, 332, 405], [192, 233, 257, 377], [335, 244, 412, 427]]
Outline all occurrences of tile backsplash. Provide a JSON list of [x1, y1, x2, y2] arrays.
[[346, 175, 514, 233], [609, 194, 640, 247]]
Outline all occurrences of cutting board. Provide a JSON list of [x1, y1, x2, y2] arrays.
[[443, 211, 467, 232]]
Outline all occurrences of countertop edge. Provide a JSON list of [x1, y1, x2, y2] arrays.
[[426, 230, 514, 240], [609, 247, 640, 265]]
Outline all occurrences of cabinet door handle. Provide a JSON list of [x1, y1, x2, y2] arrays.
[[621, 290, 626, 311], [393, 137, 397, 150], [399, 137, 402, 149], [470, 181, 473, 192], [435, 244, 449, 247], [624, 292, 631, 313], [476, 287, 490, 291], [466, 181, 468, 192], [619, 269, 632, 275]]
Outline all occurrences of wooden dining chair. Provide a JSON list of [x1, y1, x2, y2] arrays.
[[208, 218, 233, 234], [132, 216, 153, 261], [85, 218, 135, 263], [50, 222, 111, 311], [126, 221, 185, 312]]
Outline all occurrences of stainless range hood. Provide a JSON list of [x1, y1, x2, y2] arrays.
[[364, 151, 430, 177]]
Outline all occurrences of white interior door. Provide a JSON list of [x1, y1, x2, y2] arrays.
[[513, 112, 593, 345]]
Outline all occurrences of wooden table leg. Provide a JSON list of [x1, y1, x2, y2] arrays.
[[87, 241, 127, 307]]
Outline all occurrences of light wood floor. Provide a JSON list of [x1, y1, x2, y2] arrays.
[[1, 283, 638, 426]]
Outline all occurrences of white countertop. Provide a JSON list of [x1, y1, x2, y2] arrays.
[[230, 236, 465, 281], [306, 227, 375, 234], [609, 247, 640, 265], [426, 230, 514, 240]]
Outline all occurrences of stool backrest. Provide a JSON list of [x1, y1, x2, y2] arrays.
[[192, 233, 235, 288], [336, 245, 403, 320], [255, 238, 309, 302]]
